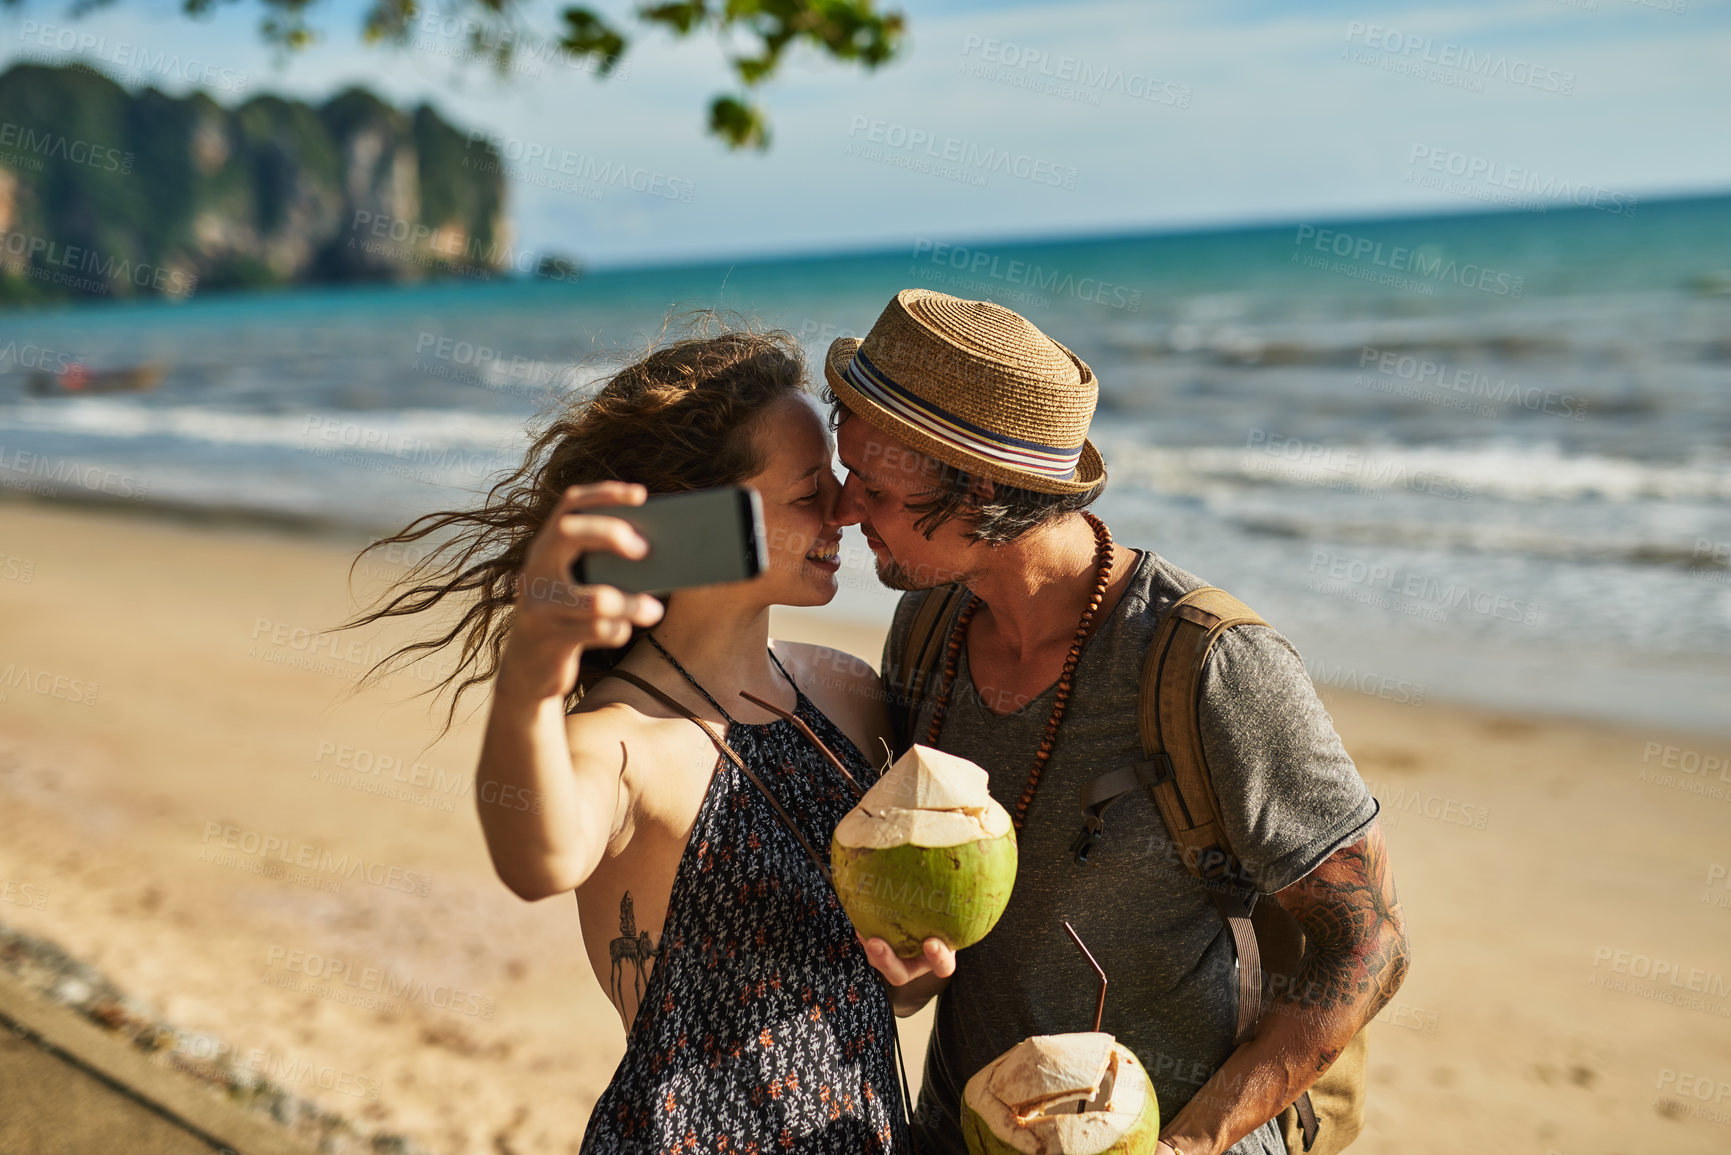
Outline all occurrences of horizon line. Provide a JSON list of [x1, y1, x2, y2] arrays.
[[581, 185, 1731, 276]]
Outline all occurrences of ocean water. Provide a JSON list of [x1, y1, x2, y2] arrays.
[[3, 194, 1729, 734]]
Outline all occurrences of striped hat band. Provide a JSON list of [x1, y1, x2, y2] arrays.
[[841, 349, 1082, 480]]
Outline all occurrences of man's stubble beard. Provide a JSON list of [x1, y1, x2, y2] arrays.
[[873, 547, 968, 592], [874, 552, 924, 592]]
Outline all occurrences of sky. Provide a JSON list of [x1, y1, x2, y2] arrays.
[[3, 0, 1728, 268]]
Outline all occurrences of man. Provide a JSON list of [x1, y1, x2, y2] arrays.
[[823, 289, 1409, 1155]]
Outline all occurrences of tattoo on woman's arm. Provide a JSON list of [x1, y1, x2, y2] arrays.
[[609, 892, 659, 1014]]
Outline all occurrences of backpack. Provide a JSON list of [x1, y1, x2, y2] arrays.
[[891, 584, 1368, 1155]]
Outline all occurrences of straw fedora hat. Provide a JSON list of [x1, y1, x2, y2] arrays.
[[824, 288, 1105, 496]]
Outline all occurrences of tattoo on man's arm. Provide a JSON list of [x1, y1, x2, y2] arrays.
[[609, 891, 660, 1015], [1273, 824, 1409, 1021]]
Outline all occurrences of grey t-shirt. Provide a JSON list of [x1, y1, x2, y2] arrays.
[[882, 549, 1378, 1155]]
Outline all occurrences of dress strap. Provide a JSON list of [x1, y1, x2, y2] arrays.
[[594, 666, 708, 727], [766, 645, 803, 700], [592, 666, 835, 887], [642, 633, 734, 724], [643, 634, 805, 723]]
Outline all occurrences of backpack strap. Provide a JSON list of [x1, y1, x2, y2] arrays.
[[889, 583, 970, 753], [1075, 586, 1325, 1152], [1072, 587, 1264, 874], [1141, 587, 1265, 885], [1145, 588, 1270, 1050]]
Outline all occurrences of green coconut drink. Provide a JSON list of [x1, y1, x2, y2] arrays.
[[962, 1033, 1161, 1155], [830, 744, 1017, 957]]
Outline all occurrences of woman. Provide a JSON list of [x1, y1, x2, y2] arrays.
[[350, 324, 910, 1152]]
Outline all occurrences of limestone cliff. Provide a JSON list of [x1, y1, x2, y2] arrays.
[[0, 63, 511, 301]]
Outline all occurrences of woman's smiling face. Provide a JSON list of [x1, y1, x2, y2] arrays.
[[739, 394, 845, 608]]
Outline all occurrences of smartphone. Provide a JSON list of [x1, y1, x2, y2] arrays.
[[571, 486, 767, 594]]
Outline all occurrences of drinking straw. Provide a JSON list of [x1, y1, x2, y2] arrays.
[[1063, 919, 1107, 1032]]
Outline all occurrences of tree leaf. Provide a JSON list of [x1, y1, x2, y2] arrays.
[[559, 7, 628, 75], [709, 95, 769, 151]]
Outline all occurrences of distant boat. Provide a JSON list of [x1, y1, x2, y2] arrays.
[[26, 363, 165, 396]]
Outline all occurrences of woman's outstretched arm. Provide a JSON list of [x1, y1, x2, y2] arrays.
[[475, 482, 665, 901]]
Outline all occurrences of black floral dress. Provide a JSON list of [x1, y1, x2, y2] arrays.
[[580, 650, 910, 1155]]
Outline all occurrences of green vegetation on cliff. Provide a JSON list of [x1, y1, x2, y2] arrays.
[[0, 62, 512, 303]]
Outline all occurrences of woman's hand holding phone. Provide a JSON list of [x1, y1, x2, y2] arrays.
[[479, 483, 665, 901], [499, 482, 667, 702]]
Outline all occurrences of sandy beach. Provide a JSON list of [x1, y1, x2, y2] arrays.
[[2, 496, 1728, 1154]]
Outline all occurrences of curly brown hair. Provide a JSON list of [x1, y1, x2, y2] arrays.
[[340, 316, 809, 737]]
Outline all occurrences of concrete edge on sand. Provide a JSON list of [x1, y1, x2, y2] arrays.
[[0, 963, 312, 1155], [0, 920, 430, 1155]]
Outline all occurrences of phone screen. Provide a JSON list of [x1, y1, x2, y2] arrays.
[[572, 487, 767, 594]]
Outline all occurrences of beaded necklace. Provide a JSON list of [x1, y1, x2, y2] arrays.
[[923, 511, 1116, 830]]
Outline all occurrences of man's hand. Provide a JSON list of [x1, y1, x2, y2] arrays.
[[858, 934, 957, 1015]]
